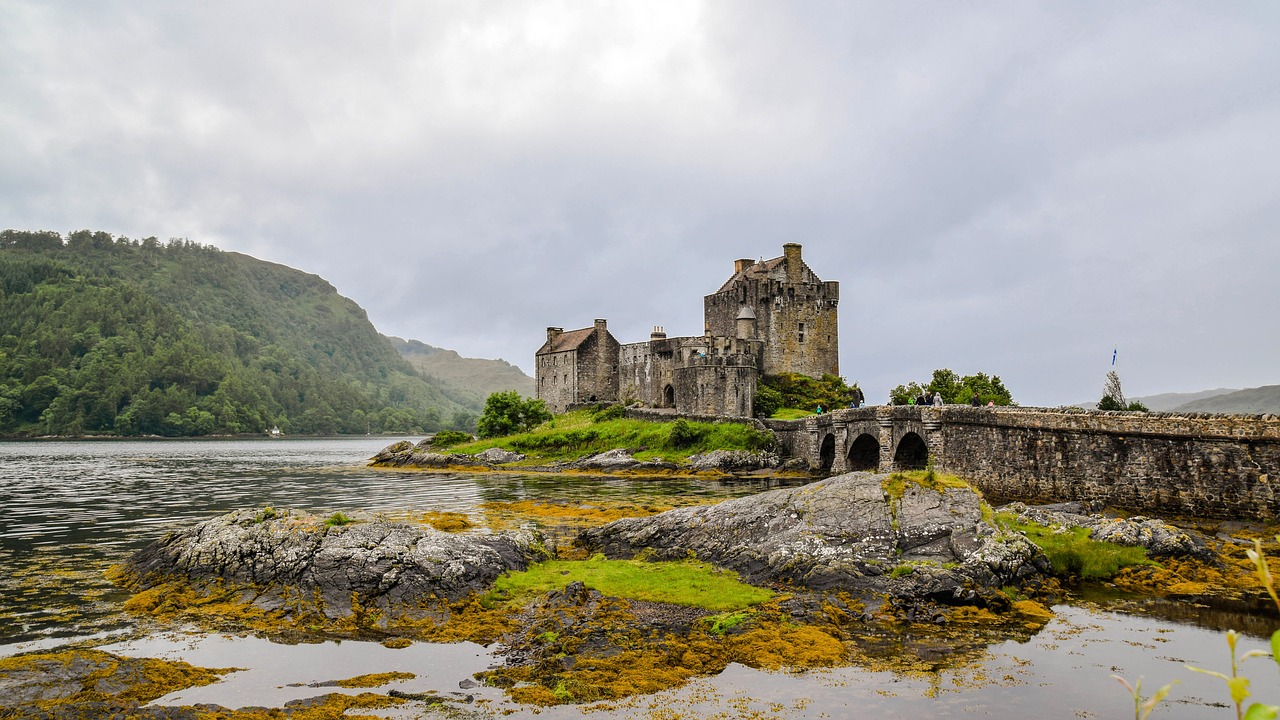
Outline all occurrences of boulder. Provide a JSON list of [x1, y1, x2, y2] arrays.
[[474, 447, 526, 464], [578, 472, 1047, 605], [686, 450, 781, 472], [124, 509, 548, 618]]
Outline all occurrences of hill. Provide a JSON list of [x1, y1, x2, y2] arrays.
[[1172, 385, 1280, 414], [1069, 387, 1237, 411], [0, 229, 479, 437], [387, 336, 534, 407]]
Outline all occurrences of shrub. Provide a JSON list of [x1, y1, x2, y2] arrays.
[[325, 512, 355, 527], [430, 430, 473, 448], [477, 391, 553, 439], [591, 404, 627, 423], [668, 419, 704, 448]]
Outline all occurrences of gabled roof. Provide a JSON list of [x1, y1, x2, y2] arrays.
[[715, 255, 789, 293], [536, 327, 596, 355]]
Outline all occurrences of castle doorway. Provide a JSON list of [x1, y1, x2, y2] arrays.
[[847, 433, 880, 471], [819, 434, 836, 472], [893, 432, 928, 470], [663, 385, 675, 408]]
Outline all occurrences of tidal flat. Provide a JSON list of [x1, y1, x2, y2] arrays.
[[1, 437, 1276, 719]]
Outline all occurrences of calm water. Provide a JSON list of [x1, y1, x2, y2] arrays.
[[0, 438, 1274, 718]]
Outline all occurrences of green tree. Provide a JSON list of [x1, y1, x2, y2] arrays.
[[892, 369, 1015, 406], [477, 391, 552, 438]]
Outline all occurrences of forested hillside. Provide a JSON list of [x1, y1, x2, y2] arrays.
[[0, 229, 476, 437]]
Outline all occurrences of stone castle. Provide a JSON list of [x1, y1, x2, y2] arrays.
[[536, 243, 839, 416]]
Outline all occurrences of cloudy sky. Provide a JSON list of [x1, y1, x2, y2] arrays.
[[3, 1, 1278, 406]]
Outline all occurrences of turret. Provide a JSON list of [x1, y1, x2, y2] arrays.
[[735, 305, 757, 340]]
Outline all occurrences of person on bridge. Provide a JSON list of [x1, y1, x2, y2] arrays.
[[971, 393, 982, 407]]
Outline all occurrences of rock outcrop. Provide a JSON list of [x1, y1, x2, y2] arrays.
[[999, 501, 1214, 560], [123, 509, 548, 618], [578, 472, 1048, 606]]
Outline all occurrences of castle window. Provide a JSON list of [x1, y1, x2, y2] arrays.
[[799, 333, 805, 343]]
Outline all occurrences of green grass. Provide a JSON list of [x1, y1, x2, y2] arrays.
[[881, 470, 974, 503], [488, 555, 773, 612], [325, 511, 355, 527], [770, 408, 814, 420], [450, 410, 774, 464], [993, 511, 1156, 580]]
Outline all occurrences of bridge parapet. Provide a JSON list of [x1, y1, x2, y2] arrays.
[[766, 405, 1280, 520]]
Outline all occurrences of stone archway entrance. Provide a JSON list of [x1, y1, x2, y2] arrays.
[[893, 432, 928, 470], [662, 385, 675, 408], [819, 434, 836, 472], [847, 433, 880, 471]]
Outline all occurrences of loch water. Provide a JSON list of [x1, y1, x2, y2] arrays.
[[0, 437, 1274, 719]]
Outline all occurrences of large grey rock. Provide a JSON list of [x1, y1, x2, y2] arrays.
[[686, 450, 781, 472], [578, 472, 1047, 605], [125, 509, 548, 618], [1000, 502, 1213, 560], [474, 447, 526, 464]]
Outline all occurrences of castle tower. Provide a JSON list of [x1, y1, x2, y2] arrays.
[[703, 243, 839, 378]]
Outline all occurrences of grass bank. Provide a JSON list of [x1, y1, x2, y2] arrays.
[[447, 408, 774, 465], [993, 511, 1155, 580]]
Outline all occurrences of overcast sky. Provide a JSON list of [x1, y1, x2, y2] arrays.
[[3, 1, 1278, 406]]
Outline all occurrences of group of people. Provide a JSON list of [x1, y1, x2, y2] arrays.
[[908, 391, 945, 407], [906, 391, 994, 407]]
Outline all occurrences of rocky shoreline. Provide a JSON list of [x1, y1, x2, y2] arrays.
[[370, 438, 803, 475]]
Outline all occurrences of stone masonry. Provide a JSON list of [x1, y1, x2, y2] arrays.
[[536, 244, 839, 415]]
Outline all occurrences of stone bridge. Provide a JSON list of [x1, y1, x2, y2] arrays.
[[765, 406, 1280, 521]]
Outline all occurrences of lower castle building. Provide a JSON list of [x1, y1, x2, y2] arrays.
[[535, 243, 839, 417]]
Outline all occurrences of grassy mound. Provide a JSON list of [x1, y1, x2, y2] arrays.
[[993, 511, 1155, 580], [488, 555, 773, 612], [449, 409, 774, 464]]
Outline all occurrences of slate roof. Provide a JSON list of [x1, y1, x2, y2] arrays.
[[715, 255, 788, 293], [536, 327, 596, 355]]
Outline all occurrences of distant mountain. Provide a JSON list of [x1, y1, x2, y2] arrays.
[[1172, 385, 1280, 414], [0, 229, 479, 436], [387, 336, 534, 407], [1130, 388, 1239, 412]]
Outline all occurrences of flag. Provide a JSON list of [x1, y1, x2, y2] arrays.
[[1112, 348, 1117, 366]]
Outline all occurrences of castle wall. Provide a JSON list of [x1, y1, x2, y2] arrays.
[[536, 350, 579, 414], [673, 359, 757, 417], [576, 331, 620, 407]]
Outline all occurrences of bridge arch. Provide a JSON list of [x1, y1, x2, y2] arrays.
[[847, 433, 880, 471], [893, 431, 928, 470], [819, 433, 836, 472]]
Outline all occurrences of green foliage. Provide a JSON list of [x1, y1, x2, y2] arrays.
[[1100, 395, 1150, 412], [668, 419, 705, 448], [993, 512, 1154, 579], [753, 384, 783, 417], [759, 373, 859, 414], [891, 369, 1014, 406], [591, 403, 627, 422], [476, 391, 553, 439], [0, 230, 469, 437], [429, 430, 474, 448], [489, 555, 773, 612], [325, 512, 355, 527], [889, 564, 915, 579], [454, 409, 775, 462], [705, 610, 753, 636]]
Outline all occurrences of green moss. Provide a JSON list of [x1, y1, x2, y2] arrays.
[[993, 511, 1156, 580], [488, 555, 772, 612], [770, 408, 815, 420]]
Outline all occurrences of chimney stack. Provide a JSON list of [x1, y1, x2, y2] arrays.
[[783, 243, 802, 283], [594, 319, 607, 333], [734, 258, 755, 274], [650, 325, 667, 340], [546, 327, 563, 343]]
